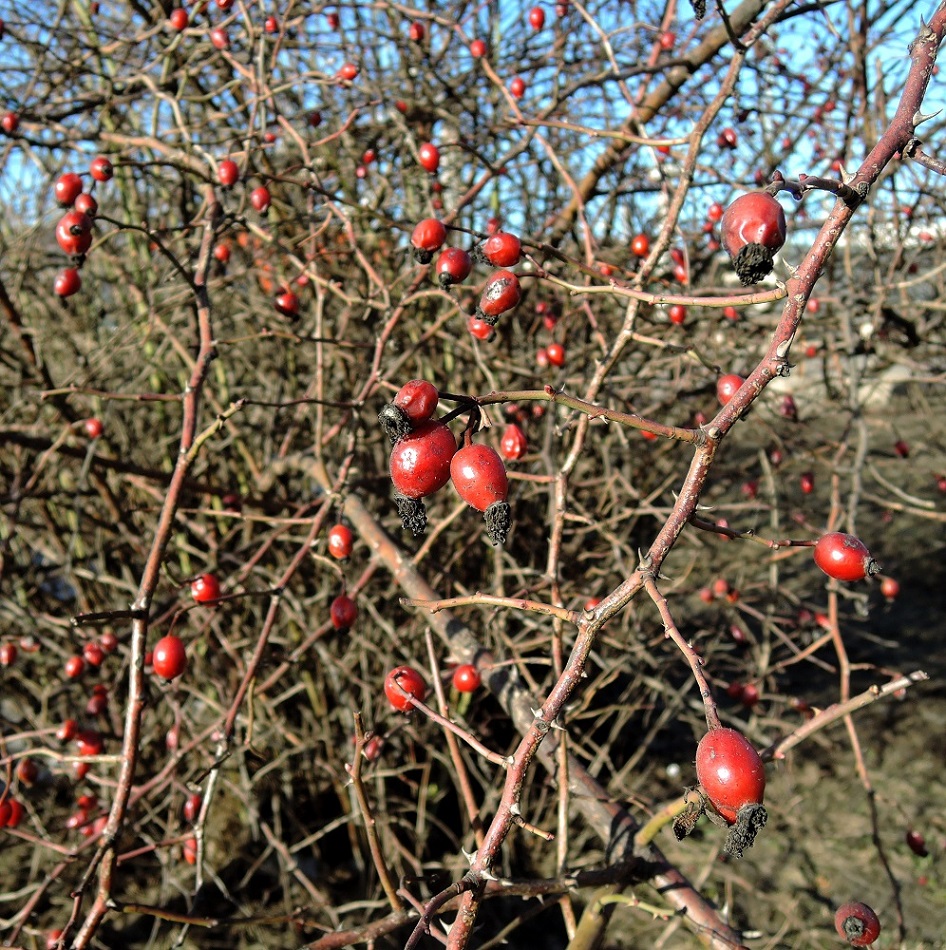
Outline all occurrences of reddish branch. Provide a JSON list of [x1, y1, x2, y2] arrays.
[[68, 194, 223, 949]]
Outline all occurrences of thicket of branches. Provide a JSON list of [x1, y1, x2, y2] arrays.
[[1, 0, 944, 947]]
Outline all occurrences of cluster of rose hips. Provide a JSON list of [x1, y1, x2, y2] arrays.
[[409, 218, 524, 341], [379, 379, 512, 545], [52, 156, 113, 299], [215, 159, 303, 319], [167, 0, 286, 52], [381, 661, 482, 715]]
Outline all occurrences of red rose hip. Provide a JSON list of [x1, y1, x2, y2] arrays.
[[476, 269, 521, 324], [152, 634, 186, 680], [813, 532, 877, 582], [721, 192, 787, 285], [384, 665, 427, 711], [834, 901, 881, 946], [450, 443, 511, 544]]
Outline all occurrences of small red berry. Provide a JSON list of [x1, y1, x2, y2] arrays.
[[55, 268, 82, 298], [76, 728, 103, 757], [55, 173, 84, 207], [57, 719, 78, 742], [450, 443, 511, 544], [83, 417, 103, 438], [452, 664, 482, 692], [169, 8, 188, 30], [481, 232, 521, 267], [65, 655, 85, 679], [338, 62, 359, 81], [800, 471, 815, 494], [893, 439, 909, 458], [436, 247, 472, 287], [880, 576, 900, 599], [834, 901, 881, 946], [275, 289, 300, 318], [1, 112, 19, 135], [99, 631, 118, 653], [470, 39, 487, 58], [695, 727, 766, 824], [214, 242, 231, 263], [905, 828, 928, 856], [418, 142, 440, 174], [74, 192, 98, 216], [477, 269, 522, 324], [56, 211, 94, 256], [716, 373, 744, 405], [330, 593, 358, 630], [210, 27, 229, 50], [707, 201, 724, 222], [308, 110, 322, 128], [327, 524, 354, 560], [152, 634, 186, 680], [0, 643, 16, 667], [89, 156, 113, 182], [668, 304, 687, 325], [184, 793, 203, 823], [410, 217, 447, 264], [393, 379, 439, 424], [384, 665, 427, 711], [83, 642, 105, 667], [500, 423, 528, 460], [659, 29, 675, 49], [546, 342, 565, 367], [15, 757, 38, 786], [183, 836, 198, 865], [408, 21, 425, 41], [250, 185, 271, 213], [451, 444, 508, 512], [528, 6, 545, 29], [467, 315, 494, 341], [720, 192, 787, 285], [191, 573, 221, 603], [717, 127, 738, 149], [264, 15, 278, 32], [4, 798, 23, 828], [509, 76, 526, 98], [389, 419, 457, 499], [217, 158, 239, 188], [630, 233, 650, 258], [813, 532, 876, 582]]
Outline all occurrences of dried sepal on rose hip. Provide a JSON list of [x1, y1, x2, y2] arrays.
[[450, 441, 511, 545], [695, 727, 767, 858], [720, 191, 787, 285], [378, 379, 439, 444], [834, 901, 881, 946]]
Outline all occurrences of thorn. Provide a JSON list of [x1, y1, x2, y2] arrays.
[[913, 108, 941, 126], [549, 717, 566, 731], [462, 847, 477, 865]]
